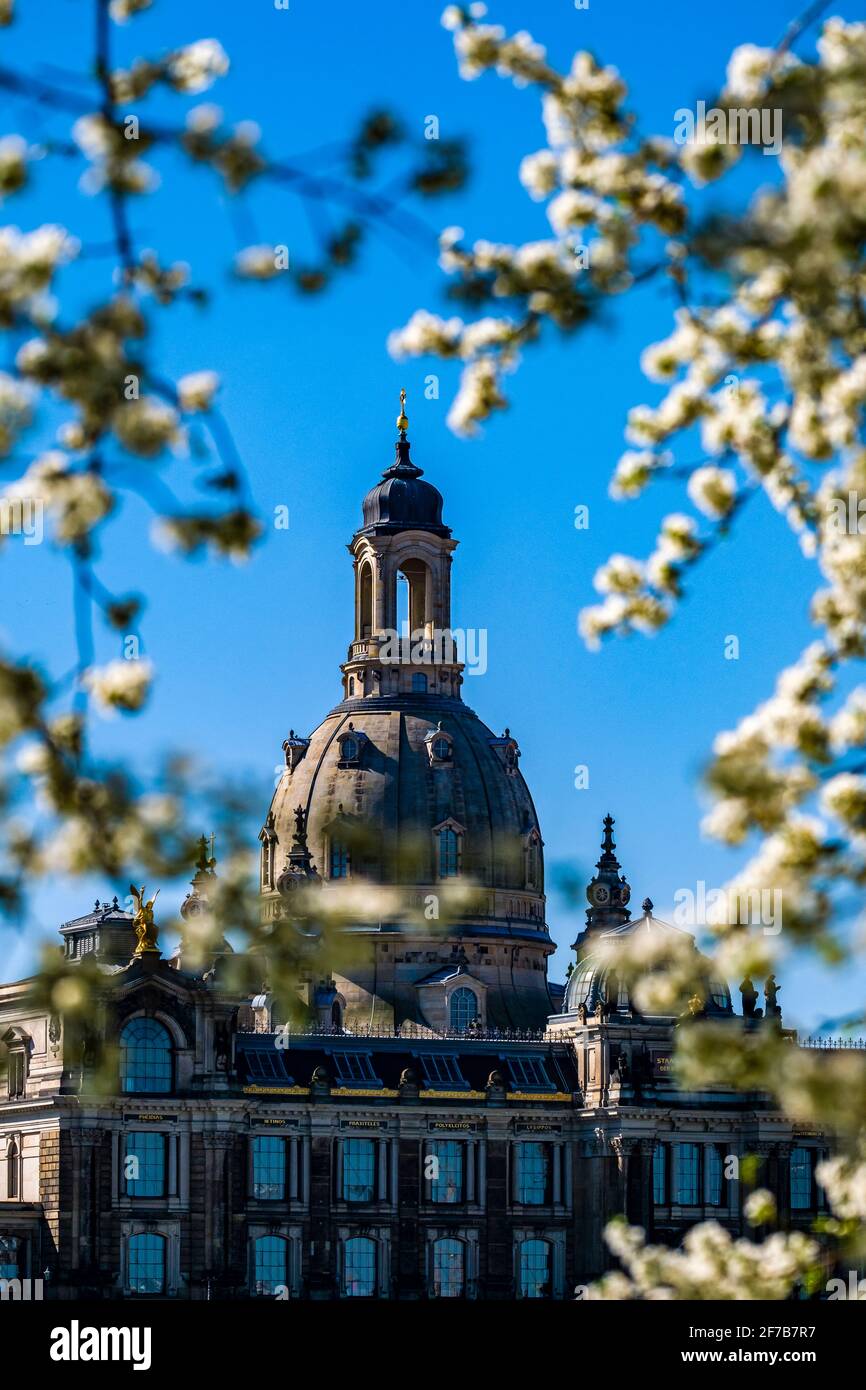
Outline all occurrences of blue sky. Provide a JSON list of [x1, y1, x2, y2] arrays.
[[1, 0, 862, 1032]]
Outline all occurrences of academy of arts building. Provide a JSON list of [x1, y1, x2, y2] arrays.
[[0, 403, 830, 1300]]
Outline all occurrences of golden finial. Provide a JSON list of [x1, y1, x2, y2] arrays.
[[396, 387, 409, 435]]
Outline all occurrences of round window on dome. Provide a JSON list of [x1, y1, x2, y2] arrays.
[[432, 737, 451, 761]]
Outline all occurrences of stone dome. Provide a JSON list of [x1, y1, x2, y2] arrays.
[[261, 696, 554, 1029], [564, 901, 733, 1019]]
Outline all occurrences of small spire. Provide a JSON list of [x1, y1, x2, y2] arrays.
[[396, 387, 408, 437], [601, 813, 616, 859], [642, 897, 653, 916]]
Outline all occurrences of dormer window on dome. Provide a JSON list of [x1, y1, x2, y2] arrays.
[[425, 724, 453, 766], [489, 729, 520, 776], [336, 724, 368, 768], [282, 730, 310, 773]]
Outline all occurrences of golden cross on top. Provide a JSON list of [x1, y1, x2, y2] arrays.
[[396, 388, 409, 435]]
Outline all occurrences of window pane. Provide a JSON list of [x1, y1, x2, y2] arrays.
[[516, 1142, 549, 1205], [342, 1139, 375, 1202], [653, 1143, 667, 1205], [128, 1233, 165, 1294], [429, 1140, 464, 1204], [7, 1141, 19, 1199], [125, 1132, 166, 1198], [433, 1238, 464, 1297], [674, 1143, 700, 1204], [449, 988, 477, 1033], [706, 1145, 724, 1206], [439, 828, 459, 878], [8, 1052, 25, 1098], [343, 1236, 376, 1297], [790, 1147, 813, 1210], [252, 1136, 286, 1200], [330, 842, 349, 878], [120, 1018, 172, 1094], [0, 1236, 19, 1279], [519, 1239, 550, 1298], [254, 1235, 287, 1296]]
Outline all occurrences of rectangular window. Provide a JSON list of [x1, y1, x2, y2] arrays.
[[790, 1147, 814, 1210], [331, 1052, 379, 1086], [705, 1144, 724, 1206], [419, 1054, 467, 1088], [674, 1143, 700, 1204], [428, 1140, 464, 1204], [507, 1055, 553, 1089], [7, 1052, 25, 1099], [438, 829, 459, 878], [0, 1235, 20, 1279], [515, 1142, 550, 1205], [254, 1236, 288, 1296], [653, 1142, 668, 1205], [330, 842, 350, 878], [342, 1138, 376, 1202], [124, 1132, 167, 1199], [252, 1136, 286, 1201]]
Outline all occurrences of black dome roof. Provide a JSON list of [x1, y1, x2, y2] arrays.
[[360, 438, 450, 536]]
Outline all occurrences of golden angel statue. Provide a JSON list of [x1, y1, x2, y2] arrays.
[[130, 884, 160, 956]]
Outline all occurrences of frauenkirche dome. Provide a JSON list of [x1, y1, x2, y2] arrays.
[[259, 396, 554, 1031]]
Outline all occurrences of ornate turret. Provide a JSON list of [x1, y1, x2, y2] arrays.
[[578, 814, 632, 941], [172, 836, 234, 973], [275, 805, 321, 896], [340, 391, 463, 703], [180, 835, 217, 921]]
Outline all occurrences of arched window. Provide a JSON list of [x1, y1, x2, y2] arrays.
[[412, 672, 428, 693], [432, 1237, 465, 1298], [348, 676, 355, 695], [432, 736, 451, 762], [120, 1018, 173, 1095], [449, 987, 477, 1034], [6, 1139, 19, 1200], [519, 1238, 551, 1298], [526, 836, 541, 889], [330, 841, 350, 879], [331, 1000, 343, 1031], [359, 562, 373, 639], [128, 1232, 166, 1295], [343, 1235, 376, 1297], [438, 826, 460, 878], [254, 1235, 288, 1296]]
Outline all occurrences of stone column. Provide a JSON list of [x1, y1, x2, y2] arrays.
[[202, 1131, 234, 1277]]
